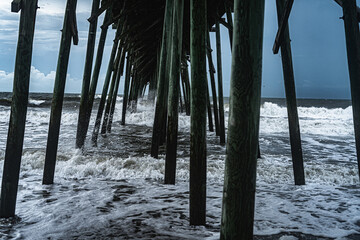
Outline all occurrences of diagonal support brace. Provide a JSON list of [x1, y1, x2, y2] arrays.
[[272, 0, 294, 54]]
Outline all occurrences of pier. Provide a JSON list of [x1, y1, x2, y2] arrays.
[[1, 0, 360, 238]]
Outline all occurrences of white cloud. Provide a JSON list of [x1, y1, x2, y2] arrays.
[[0, 66, 82, 93]]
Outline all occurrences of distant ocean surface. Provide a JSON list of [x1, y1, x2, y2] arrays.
[[0, 92, 359, 239]]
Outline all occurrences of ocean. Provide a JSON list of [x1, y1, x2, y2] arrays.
[[0, 92, 359, 239]]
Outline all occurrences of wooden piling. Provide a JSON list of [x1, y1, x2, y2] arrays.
[[224, 3, 233, 50], [91, 24, 121, 146], [43, 0, 78, 185], [0, 0, 38, 218], [77, 10, 111, 146], [164, 0, 184, 184], [76, 0, 100, 149], [190, 0, 207, 226], [215, 21, 226, 144], [276, 0, 305, 185], [206, 83, 214, 132], [180, 61, 191, 116], [206, 32, 220, 136], [220, 0, 265, 238], [107, 51, 126, 133], [151, 0, 174, 158], [342, 0, 360, 180], [121, 54, 132, 125], [101, 44, 123, 135]]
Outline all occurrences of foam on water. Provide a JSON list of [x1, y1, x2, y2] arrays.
[[0, 99, 359, 239]]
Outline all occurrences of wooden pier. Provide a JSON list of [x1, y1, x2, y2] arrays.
[[1, 0, 360, 238]]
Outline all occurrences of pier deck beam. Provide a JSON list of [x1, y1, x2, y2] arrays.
[[342, 0, 360, 180], [189, 0, 207, 226], [276, 0, 305, 185], [220, 0, 265, 238], [0, 0, 38, 218]]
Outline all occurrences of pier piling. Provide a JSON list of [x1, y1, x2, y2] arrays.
[[43, 0, 78, 185], [76, 0, 100, 149], [164, 0, 184, 184], [342, 0, 360, 180], [220, 0, 265, 238], [189, 0, 208, 226], [0, 0, 38, 217], [276, 0, 305, 185]]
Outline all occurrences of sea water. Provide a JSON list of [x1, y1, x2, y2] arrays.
[[0, 92, 359, 239]]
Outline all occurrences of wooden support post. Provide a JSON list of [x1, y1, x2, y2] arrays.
[[190, 0, 207, 226], [206, 32, 220, 136], [43, 0, 78, 185], [180, 61, 191, 116], [276, 0, 305, 185], [206, 36, 219, 133], [91, 23, 121, 146], [0, 0, 38, 218], [76, 10, 110, 147], [206, 83, 214, 132], [342, 0, 360, 180], [220, 0, 265, 238], [107, 50, 126, 133], [76, 0, 100, 149], [121, 55, 132, 125], [224, 3, 233, 50], [165, 0, 184, 184], [148, 72, 157, 104], [101, 44, 122, 135], [151, 0, 174, 158], [215, 21, 226, 144]]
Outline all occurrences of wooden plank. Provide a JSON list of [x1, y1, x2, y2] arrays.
[[272, 0, 294, 54]]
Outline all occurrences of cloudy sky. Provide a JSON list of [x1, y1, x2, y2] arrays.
[[0, 0, 358, 99]]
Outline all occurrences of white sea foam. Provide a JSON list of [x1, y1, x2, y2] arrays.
[[28, 99, 45, 106], [0, 100, 359, 239]]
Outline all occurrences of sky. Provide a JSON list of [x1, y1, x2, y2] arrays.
[[0, 0, 358, 99]]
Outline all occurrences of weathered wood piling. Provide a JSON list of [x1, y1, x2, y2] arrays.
[[215, 21, 226, 144], [275, 0, 305, 185], [342, 0, 360, 180], [189, 0, 208, 226], [206, 32, 220, 136], [43, 0, 78, 185], [76, 0, 100, 149], [220, 0, 265, 238], [92, 23, 121, 145], [121, 53, 132, 125], [0, 0, 38, 218], [164, 0, 184, 184], [151, 0, 174, 158]]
